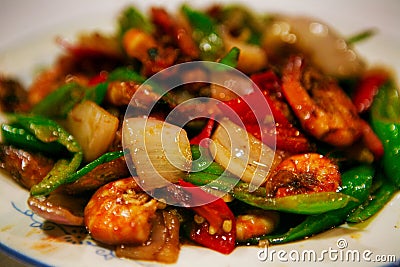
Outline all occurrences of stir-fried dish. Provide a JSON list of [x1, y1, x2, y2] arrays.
[[1, 4, 399, 264]]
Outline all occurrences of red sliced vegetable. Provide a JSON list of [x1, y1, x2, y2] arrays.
[[218, 70, 313, 153], [88, 71, 108, 86], [190, 118, 215, 146], [179, 180, 236, 254], [352, 69, 389, 113]]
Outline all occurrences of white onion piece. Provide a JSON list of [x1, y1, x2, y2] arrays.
[[209, 119, 275, 191], [66, 100, 119, 162], [123, 117, 192, 190], [262, 16, 365, 78]]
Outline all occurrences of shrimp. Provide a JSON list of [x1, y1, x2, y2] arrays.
[[84, 177, 159, 245], [236, 210, 279, 242], [281, 56, 363, 147], [265, 153, 340, 198]]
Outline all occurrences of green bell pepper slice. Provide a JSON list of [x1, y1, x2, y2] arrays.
[[31, 82, 109, 119], [370, 80, 400, 187], [6, 114, 83, 196], [1, 123, 66, 156]]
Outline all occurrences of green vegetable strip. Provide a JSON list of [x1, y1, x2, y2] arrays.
[[30, 152, 83, 196], [249, 165, 374, 245], [1, 123, 66, 155], [63, 150, 125, 184], [370, 80, 400, 187], [31, 83, 85, 118], [107, 67, 146, 83], [346, 29, 376, 44], [181, 5, 224, 61], [219, 47, 240, 68], [347, 179, 397, 223], [6, 114, 83, 196], [82, 82, 109, 105], [118, 6, 154, 37], [8, 114, 81, 153], [234, 190, 355, 215]]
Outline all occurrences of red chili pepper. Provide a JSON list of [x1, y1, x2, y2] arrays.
[[352, 70, 388, 113], [179, 180, 236, 254], [246, 123, 313, 153], [88, 71, 108, 86], [218, 70, 313, 153], [190, 118, 215, 146]]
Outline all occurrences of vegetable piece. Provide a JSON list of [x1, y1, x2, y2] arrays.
[[352, 69, 388, 113], [210, 118, 275, 190], [253, 165, 374, 245], [181, 5, 224, 61], [66, 100, 119, 162], [218, 47, 240, 68], [189, 118, 215, 146], [27, 191, 89, 226], [233, 187, 355, 215], [31, 83, 85, 118], [180, 180, 236, 254], [31, 153, 83, 196], [118, 6, 154, 37], [61, 151, 125, 185], [5, 114, 83, 196], [370, 80, 400, 187], [1, 123, 65, 156], [107, 67, 146, 83], [346, 29, 376, 45], [123, 117, 192, 190], [7, 114, 81, 153], [347, 178, 397, 223], [31, 82, 109, 119]]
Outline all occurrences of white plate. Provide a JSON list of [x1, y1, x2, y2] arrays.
[[0, 0, 399, 266]]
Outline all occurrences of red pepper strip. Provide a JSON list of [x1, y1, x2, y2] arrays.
[[218, 70, 313, 153], [88, 71, 108, 86], [352, 70, 388, 113], [246, 123, 313, 153], [190, 118, 215, 146], [179, 180, 236, 254]]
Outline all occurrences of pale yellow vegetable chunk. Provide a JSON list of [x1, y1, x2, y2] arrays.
[[66, 100, 119, 162]]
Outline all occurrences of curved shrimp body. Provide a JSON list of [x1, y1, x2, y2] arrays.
[[266, 153, 340, 198], [282, 56, 363, 147], [84, 177, 158, 245]]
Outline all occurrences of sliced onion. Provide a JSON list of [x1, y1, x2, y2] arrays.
[[28, 192, 88, 226], [209, 119, 275, 191], [123, 117, 192, 190]]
